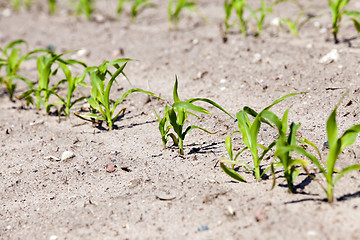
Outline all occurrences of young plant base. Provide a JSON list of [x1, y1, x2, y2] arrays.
[[156, 76, 234, 155]]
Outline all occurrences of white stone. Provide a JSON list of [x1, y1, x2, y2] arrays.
[[313, 21, 321, 28], [319, 28, 327, 34], [270, 17, 280, 27], [76, 48, 90, 58], [319, 49, 339, 64], [252, 53, 262, 63], [2, 8, 11, 17], [61, 151, 75, 161]]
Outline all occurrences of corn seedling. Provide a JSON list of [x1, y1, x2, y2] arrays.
[[277, 94, 360, 202], [10, 0, 32, 11], [329, 0, 360, 43], [154, 105, 178, 149], [20, 50, 81, 112], [75, 0, 94, 20], [260, 108, 310, 193], [280, 10, 316, 37], [117, 0, 153, 22], [48, 0, 56, 14], [168, 0, 197, 28], [221, 93, 300, 182], [224, 0, 248, 35], [247, 0, 286, 36], [47, 60, 88, 116], [75, 59, 161, 130], [0, 40, 32, 100], [156, 76, 234, 155]]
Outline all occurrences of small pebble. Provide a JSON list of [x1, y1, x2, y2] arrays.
[[76, 48, 90, 58], [106, 163, 116, 173], [197, 225, 209, 231], [252, 53, 262, 64], [319, 49, 339, 64], [192, 38, 199, 45], [270, 17, 280, 27], [2, 8, 11, 17], [93, 14, 105, 23], [255, 209, 268, 222], [61, 151, 75, 161], [313, 21, 321, 28], [46, 44, 56, 52], [319, 27, 327, 34]]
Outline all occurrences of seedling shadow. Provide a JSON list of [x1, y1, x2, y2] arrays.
[[343, 36, 360, 48], [284, 197, 326, 204], [85, 111, 156, 131], [337, 190, 360, 202], [277, 173, 317, 195], [187, 141, 223, 154], [114, 119, 156, 130], [285, 190, 360, 204], [231, 165, 270, 181]]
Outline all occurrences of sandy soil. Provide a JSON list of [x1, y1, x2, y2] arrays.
[[1, 0, 360, 239]]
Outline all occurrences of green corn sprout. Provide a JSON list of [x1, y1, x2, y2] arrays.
[[247, 0, 286, 37], [117, 0, 153, 22], [76, 0, 94, 20], [156, 76, 234, 155], [168, 0, 197, 28], [75, 59, 161, 130], [48, 0, 56, 14], [47, 60, 88, 116], [20, 50, 81, 112], [10, 0, 22, 11], [154, 105, 178, 149], [221, 93, 300, 182], [277, 94, 360, 202], [280, 10, 316, 37], [329, 0, 360, 44], [224, 0, 248, 35], [10, 0, 32, 11], [260, 108, 310, 193], [0, 40, 32, 101]]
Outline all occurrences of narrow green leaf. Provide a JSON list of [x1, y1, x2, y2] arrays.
[[188, 97, 235, 120], [173, 76, 181, 102], [173, 101, 210, 114], [334, 164, 360, 185], [182, 125, 215, 140], [220, 162, 247, 182], [225, 134, 233, 160]]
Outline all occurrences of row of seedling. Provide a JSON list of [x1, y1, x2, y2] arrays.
[[1, 39, 360, 203], [225, 0, 360, 43], [0, 40, 160, 130], [6, 0, 360, 43]]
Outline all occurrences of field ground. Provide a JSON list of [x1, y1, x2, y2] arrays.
[[1, 0, 360, 239]]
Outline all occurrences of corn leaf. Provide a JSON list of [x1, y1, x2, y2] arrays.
[[220, 162, 247, 182]]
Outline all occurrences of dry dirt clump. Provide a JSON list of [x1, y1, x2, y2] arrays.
[[1, 0, 360, 239]]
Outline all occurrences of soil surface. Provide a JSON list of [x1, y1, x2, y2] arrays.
[[1, 0, 360, 239]]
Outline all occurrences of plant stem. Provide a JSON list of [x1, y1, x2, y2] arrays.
[[179, 138, 184, 155], [254, 164, 260, 181], [327, 182, 334, 203], [285, 172, 294, 193]]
